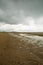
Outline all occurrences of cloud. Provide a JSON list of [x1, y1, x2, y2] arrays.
[[37, 17, 43, 25], [0, 0, 43, 32], [0, 23, 38, 32], [0, 8, 25, 24], [0, 16, 43, 32], [0, 0, 43, 25], [0, 0, 43, 20], [24, 17, 35, 25]]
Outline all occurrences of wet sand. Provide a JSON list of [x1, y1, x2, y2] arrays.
[[0, 32, 43, 65]]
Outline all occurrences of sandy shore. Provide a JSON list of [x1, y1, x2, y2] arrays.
[[0, 32, 43, 65]]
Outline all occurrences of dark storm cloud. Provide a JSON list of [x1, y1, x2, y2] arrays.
[[0, 0, 43, 24]]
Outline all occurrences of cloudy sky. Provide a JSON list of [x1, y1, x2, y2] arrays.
[[0, 0, 43, 32]]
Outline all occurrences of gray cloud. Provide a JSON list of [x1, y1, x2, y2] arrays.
[[0, 0, 43, 24], [0, 0, 43, 32]]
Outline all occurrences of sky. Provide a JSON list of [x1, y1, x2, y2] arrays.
[[0, 0, 43, 32]]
